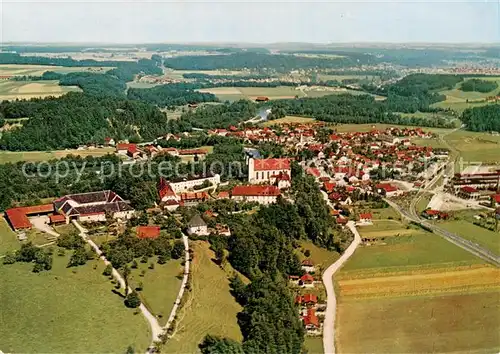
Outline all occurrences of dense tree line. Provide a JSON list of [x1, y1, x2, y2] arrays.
[[460, 79, 498, 93], [0, 93, 170, 151], [269, 94, 455, 128], [461, 104, 500, 132], [182, 73, 273, 80], [163, 52, 376, 71], [127, 82, 218, 107], [0, 52, 124, 67]]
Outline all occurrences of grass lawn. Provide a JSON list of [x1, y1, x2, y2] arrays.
[[0, 218, 20, 254], [370, 207, 400, 220], [336, 291, 500, 353], [415, 192, 433, 213], [0, 80, 81, 101], [357, 220, 419, 239], [443, 129, 500, 164], [438, 220, 500, 256], [297, 240, 339, 273], [263, 115, 316, 126], [163, 241, 242, 353], [304, 336, 324, 354], [0, 147, 115, 164], [129, 259, 183, 326], [0, 255, 151, 353], [341, 232, 482, 273]]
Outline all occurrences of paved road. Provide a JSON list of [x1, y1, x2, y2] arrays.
[[386, 199, 500, 267], [72, 221, 163, 344], [322, 221, 361, 354], [163, 233, 190, 333]]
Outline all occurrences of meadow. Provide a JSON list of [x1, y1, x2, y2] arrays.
[[336, 290, 500, 353], [438, 220, 500, 256], [263, 115, 316, 126], [443, 129, 500, 164], [0, 80, 81, 101], [163, 241, 243, 353], [0, 255, 151, 353], [0, 147, 115, 164], [0, 218, 20, 255], [297, 240, 339, 272], [0, 64, 111, 77], [129, 259, 184, 326]]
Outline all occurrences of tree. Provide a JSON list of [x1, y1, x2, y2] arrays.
[[68, 248, 88, 267], [171, 240, 185, 259], [2, 252, 16, 265], [125, 345, 135, 354], [124, 291, 141, 308], [123, 265, 131, 296], [103, 264, 113, 276]]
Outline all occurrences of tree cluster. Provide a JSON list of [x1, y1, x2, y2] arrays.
[[460, 79, 498, 93], [461, 104, 500, 132]]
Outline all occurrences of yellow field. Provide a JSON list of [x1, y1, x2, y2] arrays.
[[0, 147, 115, 164], [263, 115, 316, 126], [338, 265, 500, 298], [0, 80, 81, 101], [0, 64, 110, 76]]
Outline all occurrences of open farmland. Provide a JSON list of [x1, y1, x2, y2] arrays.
[[0, 255, 151, 353], [437, 220, 500, 256], [0, 147, 115, 164], [163, 241, 242, 353], [0, 64, 111, 76], [336, 290, 500, 353], [357, 220, 420, 239], [0, 80, 81, 101], [197, 86, 339, 102], [0, 218, 20, 254], [263, 115, 316, 126], [442, 129, 500, 164]]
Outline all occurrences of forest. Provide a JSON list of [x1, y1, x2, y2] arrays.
[[268, 94, 455, 128], [0, 93, 170, 150], [460, 104, 500, 132], [460, 79, 498, 93], [163, 52, 376, 71], [127, 83, 218, 107]]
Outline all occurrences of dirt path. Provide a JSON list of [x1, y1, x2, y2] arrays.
[[322, 221, 361, 354]]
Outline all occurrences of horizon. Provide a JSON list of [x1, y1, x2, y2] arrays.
[[1, 0, 499, 44]]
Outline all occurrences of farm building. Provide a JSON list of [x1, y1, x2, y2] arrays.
[[255, 96, 269, 102], [5, 204, 54, 231], [231, 185, 281, 205], [53, 191, 135, 223]]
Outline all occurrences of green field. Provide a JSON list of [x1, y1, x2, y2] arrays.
[[431, 77, 500, 113], [336, 291, 500, 353], [304, 337, 324, 354], [0, 80, 81, 101], [342, 232, 481, 273], [0, 255, 151, 353], [263, 115, 316, 126], [0, 147, 115, 164], [163, 241, 242, 353], [0, 218, 20, 255], [443, 129, 500, 164], [298, 240, 339, 273], [438, 220, 500, 256], [0, 64, 111, 77], [129, 259, 183, 326]]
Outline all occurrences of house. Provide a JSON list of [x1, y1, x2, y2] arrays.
[[248, 158, 291, 184], [187, 214, 208, 236], [137, 226, 161, 239], [49, 214, 66, 225], [358, 213, 373, 225], [231, 185, 281, 205], [5, 204, 54, 231], [458, 186, 480, 200], [104, 137, 115, 146], [270, 171, 291, 189], [53, 191, 135, 223], [491, 194, 500, 207], [255, 96, 269, 102], [376, 183, 401, 197], [302, 308, 320, 331], [299, 273, 315, 288], [295, 293, 318, 305], [301, 259, 316, 273], [116, 143, 134, 155], [180, 192, 209, 207], [169, 174, 220, 193], [217, 191, 230, 199], [158, 179, 181, 210]]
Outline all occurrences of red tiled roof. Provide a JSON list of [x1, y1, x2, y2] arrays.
[[461, 186, 478, 193], [117, 143, 132, 151], [217, 191, 230, 199], [232, 185, 280, 197], [323, 182, 336, 192], [127, 144, 138, 155], [302, 294, 318, 304], [302, 259, 314, 266], [376, 183, 398, 193], [5, 209, 31, 230], [306, 168, 321, 177], [49, 214, 66, 223], [158, 180, 176, 200], [253, 158, 290, 171], [300, 273, 314, 282], [424, 209, 441, 216], [493, 194, 500, 204], [137, 226, 161, 239], [303, 308, 319, 328], [359, 213, 372, 220]]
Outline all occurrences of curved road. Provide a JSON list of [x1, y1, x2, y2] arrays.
[[322, 221, 361, 354]]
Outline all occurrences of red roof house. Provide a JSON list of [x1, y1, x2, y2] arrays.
[[231, 185, 281, 197], [136, 226, 161, 239]]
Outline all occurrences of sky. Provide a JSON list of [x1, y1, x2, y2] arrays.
[[0, 0, 499, 44]]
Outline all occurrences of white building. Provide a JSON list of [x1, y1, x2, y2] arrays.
[[248, 158, 291, 184], [187, 214, 208, 236], [231, 185, 281, 205], [53, 191, 135, 224], [170, 174, 220, 193]]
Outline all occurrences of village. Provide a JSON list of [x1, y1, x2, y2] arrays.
[[4, 119, 499, 341]]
